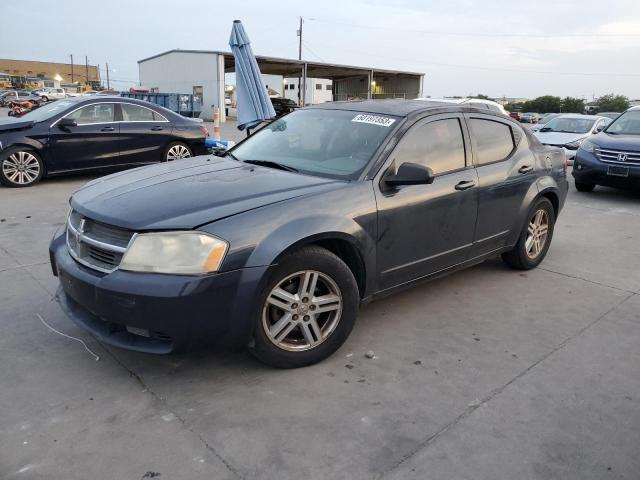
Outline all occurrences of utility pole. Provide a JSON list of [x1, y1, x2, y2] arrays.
[[70, 54, 74, 83], [297, 16, 303, 106], [106, 62, 110, 89], [85, 56, 89, 86]]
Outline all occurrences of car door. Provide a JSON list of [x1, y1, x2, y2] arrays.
[[374, 114, 479, 290], [465, 114, 535, 257], [48, 102, 121, 171], [117, 103, 173, 164]]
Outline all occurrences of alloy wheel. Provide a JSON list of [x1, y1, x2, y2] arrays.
[[2, 152, 40, 185], [525, 209, 549, 259], [166, 144, 191, 161], [262, 270, 343, 352]]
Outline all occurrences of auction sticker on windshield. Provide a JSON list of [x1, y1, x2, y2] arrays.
[[352, 114, 396, 127]]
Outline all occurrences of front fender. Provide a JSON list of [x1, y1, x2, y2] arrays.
[[248, 215, 374, 269]]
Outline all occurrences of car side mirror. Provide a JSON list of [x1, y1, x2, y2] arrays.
[[58, 118, 77, 129], [384, 162, 434, 187], [595, 124, 606, 133]]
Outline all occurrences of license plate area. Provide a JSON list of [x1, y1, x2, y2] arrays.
[[607, 165, 629, 177]]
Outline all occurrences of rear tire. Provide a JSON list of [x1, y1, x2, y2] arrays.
[[164, 142, 192, 162], [502, 197, 555, 270], [41, 96, 49, 102], [249, 246, 359, 368], [575, 181, 595, 192]]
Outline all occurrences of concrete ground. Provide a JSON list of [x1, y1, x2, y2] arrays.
[[1, 111, 639, 479]]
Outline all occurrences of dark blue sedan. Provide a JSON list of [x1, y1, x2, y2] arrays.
[[0, 96, 208, 187]]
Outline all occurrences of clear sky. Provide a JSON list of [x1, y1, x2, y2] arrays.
[[3, 0, 639, 100]]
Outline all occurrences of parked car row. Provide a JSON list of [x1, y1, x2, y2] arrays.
[[0, 90, 44, 107]]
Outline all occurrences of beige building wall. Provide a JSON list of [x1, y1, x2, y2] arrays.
[[0, 59, 100, 83]]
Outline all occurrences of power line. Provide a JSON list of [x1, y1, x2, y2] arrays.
[[319, 44, 640, 78], [301, 40, 326, 62], [305, 17, 640, 38]]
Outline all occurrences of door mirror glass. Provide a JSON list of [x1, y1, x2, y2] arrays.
[[384, 162, 434, 187], [58, 117, 77, 128], [595, 123, 606, 133]]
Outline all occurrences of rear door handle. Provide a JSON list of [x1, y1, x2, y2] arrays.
[[101, 126, 115, 132], [151, 126, 164, 131], [455, 180, 476, 191], [518, 165, 534, 174]]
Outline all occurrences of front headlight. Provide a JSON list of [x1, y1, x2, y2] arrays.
[[120, 231, 228, 275], [564, 139, 584, 150], [579, 139, 597, 153]]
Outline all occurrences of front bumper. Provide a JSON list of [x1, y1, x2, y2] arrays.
[[49, 226, 270, 353], [573, 150, 640, 189]]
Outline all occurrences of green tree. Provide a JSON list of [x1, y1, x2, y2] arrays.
[[521, 96, 561, 113], [470, 93, 492, 100], [560, 97, 585, 113], [596, 94, 630, 112], [503, 102, 523, 112]]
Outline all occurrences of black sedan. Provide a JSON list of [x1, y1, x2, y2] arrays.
[[0, 96, 208, 187], [50, 100, 568, 367]]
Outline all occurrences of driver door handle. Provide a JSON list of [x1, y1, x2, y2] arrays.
[[101, 126, 115, 132], [455, 180, 476, 191], [151, 126, 164, 131], [519, 165, 534, 174]]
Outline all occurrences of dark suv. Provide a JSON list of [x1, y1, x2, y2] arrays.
[[573, 106, 640, 191], [50, 100, 568, 368]]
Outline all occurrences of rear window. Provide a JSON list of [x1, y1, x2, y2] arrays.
[[468, 119, 515, 165]]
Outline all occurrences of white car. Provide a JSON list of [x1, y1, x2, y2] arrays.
[[533, 114, 611, 164], [417, 97, 509, 116], [35, 87, 66, 101]]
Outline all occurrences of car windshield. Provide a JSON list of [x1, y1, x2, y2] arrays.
[[605, 110, 640, 135], [542, 117, 595, 134], [20, 100, 77, 123], [230, 109, 399, 180]]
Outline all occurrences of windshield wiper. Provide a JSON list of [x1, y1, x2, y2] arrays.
[[225, 151, 239, 161], [243, 159, 299, 173]]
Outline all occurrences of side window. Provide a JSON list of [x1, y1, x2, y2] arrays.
[[468, 118, 515, 165], [394, 118, 466, 175], [67, 103, 115, 125], [121, 103, 155, 122]]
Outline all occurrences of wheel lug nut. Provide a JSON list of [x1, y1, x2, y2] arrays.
[[291, 303, 298, 309], [292, 314, 299, 320], [309, 305, 316, 311], [302, 297, 308, 303], [303, 315, 310, 321]]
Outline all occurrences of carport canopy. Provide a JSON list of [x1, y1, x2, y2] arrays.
[[221, 52, 424, 104]]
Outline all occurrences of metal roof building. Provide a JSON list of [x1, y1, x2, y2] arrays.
[[138, 49, 425, 121]]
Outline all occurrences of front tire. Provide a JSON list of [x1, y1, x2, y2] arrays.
[[164, 142, 192, 162], [575, 181, 595, 192], [41, 96, 49, 102], [249, 246, 359, 368], [0, 149, 44, 188], [502, 197, 555, 270]]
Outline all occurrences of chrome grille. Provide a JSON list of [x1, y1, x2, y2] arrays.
[[597, 148, 640, 166], [66, 210, 134, 273]]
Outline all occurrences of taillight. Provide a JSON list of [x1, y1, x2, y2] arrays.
[[200, 126, 209, 137]]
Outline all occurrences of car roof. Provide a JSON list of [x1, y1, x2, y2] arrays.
[[307, 99, 501, 118]]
